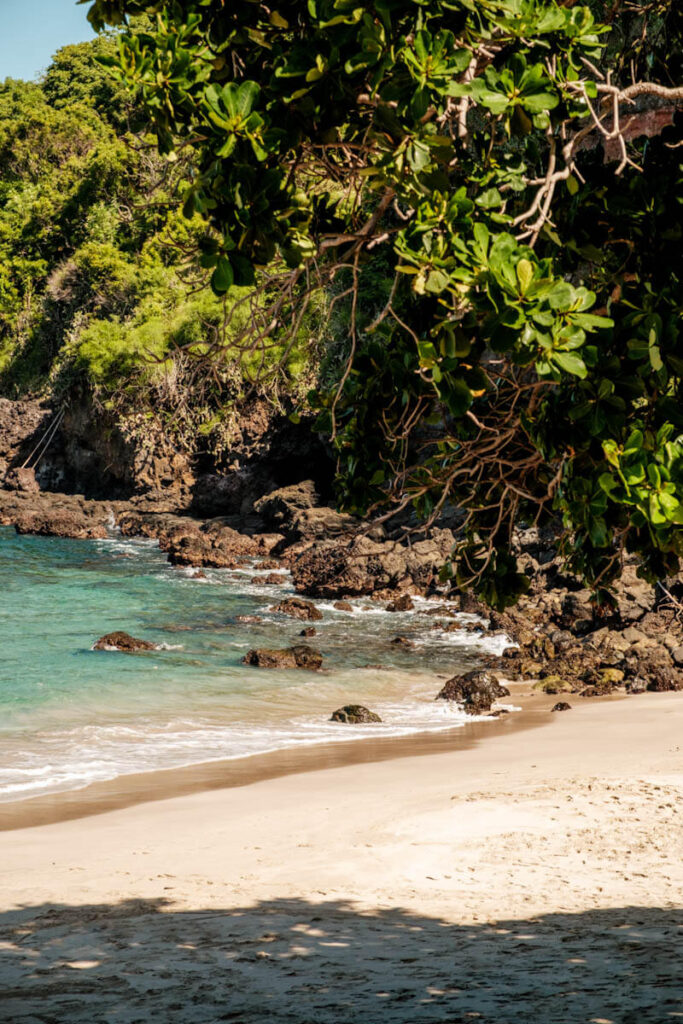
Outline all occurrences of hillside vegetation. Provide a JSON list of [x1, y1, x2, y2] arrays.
[[0, 34, 319, 460]]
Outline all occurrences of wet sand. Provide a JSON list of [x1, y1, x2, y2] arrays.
[[1, 690, 682, 1022], [0, 681, 548, 831]]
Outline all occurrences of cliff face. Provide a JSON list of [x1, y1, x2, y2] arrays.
[[0, 396, 333, 517]]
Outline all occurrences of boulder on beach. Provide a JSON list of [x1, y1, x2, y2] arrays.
[[436, 669, 510, 714], [93, 631, 156, 653], [330, 704, 382, 724], [532, 676, 573, 695], [272, 597, 323, 621], [242, 644, 323, 670], [551, 702, 572, 712]]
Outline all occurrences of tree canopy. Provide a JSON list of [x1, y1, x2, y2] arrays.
[[84, 0, 682, 606]]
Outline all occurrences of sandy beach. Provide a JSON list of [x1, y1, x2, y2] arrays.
[[1, 691, 682, 1023]]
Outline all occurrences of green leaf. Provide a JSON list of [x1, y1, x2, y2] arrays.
[[547, 281, 574, 310], [520, 91, 559, 114], [476, 188, 502, 209], [211, 256, 234, 293], [552, 351, 587, 378], [425, 268, 451, 294], [516, 258, 534, 293], [444, 378, 473, 417]]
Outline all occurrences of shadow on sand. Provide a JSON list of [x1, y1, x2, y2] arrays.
[[0, 897, 681, 1023]]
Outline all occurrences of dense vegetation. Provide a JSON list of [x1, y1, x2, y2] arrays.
[[2, 2, 682, 607], [0, 33, 317, 457], [84, 0, 683, 607]]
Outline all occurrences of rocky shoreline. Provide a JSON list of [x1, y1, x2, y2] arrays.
[[3, 397, 683, 718]]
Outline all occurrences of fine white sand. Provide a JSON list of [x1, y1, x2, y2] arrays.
[[1, 692, 682, 1023]]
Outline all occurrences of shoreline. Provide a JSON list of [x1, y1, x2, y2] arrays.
[[0, 681, 556, 831], [1, 691, 681, 1023]]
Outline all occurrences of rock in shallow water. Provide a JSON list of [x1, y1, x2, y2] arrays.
[[242, 645, 323, 670], [436, 670, 510, 714], [93, 631, 156, 653], [272, 597, 323, 621], [330, 705, 382, 724]]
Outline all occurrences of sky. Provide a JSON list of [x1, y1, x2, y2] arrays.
[[0, 0, 97, 82]]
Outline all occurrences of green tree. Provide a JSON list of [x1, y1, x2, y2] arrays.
[[84, 0, 682, 606]]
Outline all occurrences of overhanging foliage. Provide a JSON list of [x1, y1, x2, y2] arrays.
[[84, 0, 683, 606]]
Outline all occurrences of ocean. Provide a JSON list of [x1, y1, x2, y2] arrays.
[[0, 525, 510, 802]]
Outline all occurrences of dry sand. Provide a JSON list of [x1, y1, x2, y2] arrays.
[[0, 691, 682, 1023]]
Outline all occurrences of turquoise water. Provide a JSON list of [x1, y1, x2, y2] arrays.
[[0, 526, 510, 801]]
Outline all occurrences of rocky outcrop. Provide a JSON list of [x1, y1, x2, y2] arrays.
[[254, 480, 358, 542], [93, 631, 156, 652], [436, 670, 510, 714], [291, 529, 455, 598], [271, 598, 323, 621], [242, 644, 323, 670], [330, 705, 382, 724], [490, 544, 683, 697], [0, 490, 116, 539], [160, 518, 261, 568]]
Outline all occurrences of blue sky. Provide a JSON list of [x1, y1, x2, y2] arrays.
[[1, 0, 97, 82]]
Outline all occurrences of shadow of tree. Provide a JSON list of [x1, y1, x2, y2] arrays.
[[0, 898, 680, 1023]]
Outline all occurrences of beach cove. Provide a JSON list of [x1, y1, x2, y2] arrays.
[[0, 689, 681, 1023], [3, 525, 681, 1021]]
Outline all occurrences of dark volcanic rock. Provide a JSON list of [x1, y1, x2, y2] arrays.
[[242, 644, 323, 670], [300, 626, 317, 637], [3, 466, 40, 493], [291, 529, 455, 598], [580, 682, 614, 697], [253, 480, 318, 528], [390, 636, 414, 647], [272, 597, 323, 622], [1, 490, 115, 539], [387, 594, 415, 612], [330, 705, 382, 724], [551, 702, 572, 712], [93, 631, 156, 653], [289, 644, 324, 670], [436, 670, 510, 714], [254, 480, 357, 541], [162, 519, 260, 568]]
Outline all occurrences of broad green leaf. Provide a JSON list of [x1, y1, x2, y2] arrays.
[[552, 350, 587, 377]]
